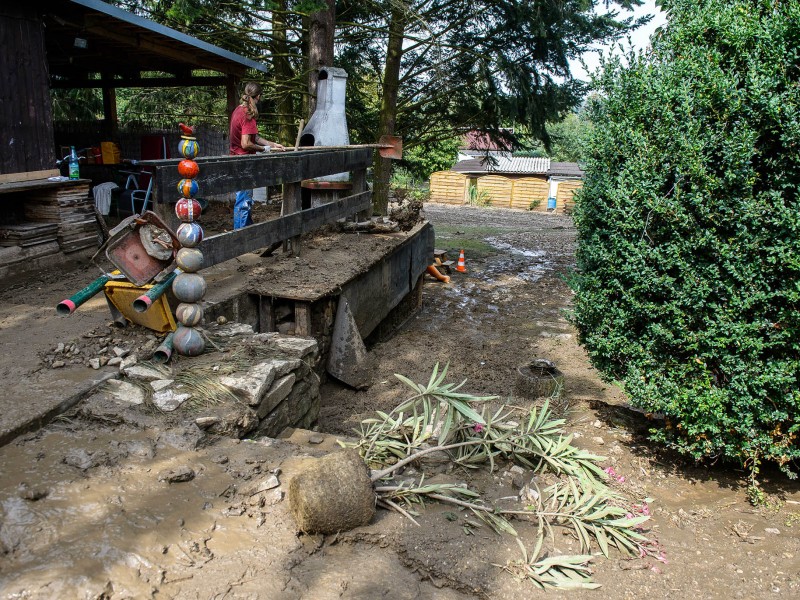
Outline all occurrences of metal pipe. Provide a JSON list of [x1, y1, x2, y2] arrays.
[[291, 135, 402, 159], [152, 332, 175, 364], [133, 270, 179, 313], [56, 275, 111, 315]]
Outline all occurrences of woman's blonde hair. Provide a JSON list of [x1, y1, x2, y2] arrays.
[[240, 82, 262, 120]]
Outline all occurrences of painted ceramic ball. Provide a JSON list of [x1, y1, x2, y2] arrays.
[[175, 197, 202, 222], [176, 302, 204, 327], [177, 178, 199, 199], [172, 272, 207, 303], [173, 324, 205, 357], [176, 247, 204, 272], [178, 138, 199, 159], [176, 222, 204, 247], [177, 159, 199, 178]]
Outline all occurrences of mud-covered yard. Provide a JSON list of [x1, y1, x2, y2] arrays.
[[0, 203, 798, 599]]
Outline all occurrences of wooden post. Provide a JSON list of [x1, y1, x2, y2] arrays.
[[282, 181, 302, 255], [101, 81, 118, 140], [259, 295, 275, 333], [352, 168, 369, 221], [226, 75, 239, 129], [294, 301, 312, 336]]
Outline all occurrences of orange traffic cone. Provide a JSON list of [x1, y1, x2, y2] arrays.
[[456, 249, 467, 273]]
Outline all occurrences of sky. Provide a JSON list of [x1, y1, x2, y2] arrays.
[[569, 0, 668, 80]]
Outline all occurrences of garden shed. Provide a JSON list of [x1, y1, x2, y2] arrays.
[[429, 155, 583, 212], [548, 161, 585, 214], [0, 0, 268, 278], [1, 0, 268, 180]]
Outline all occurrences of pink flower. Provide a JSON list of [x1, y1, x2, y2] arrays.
[[603, 466, 626, 483], [472, 423, 484, 433]]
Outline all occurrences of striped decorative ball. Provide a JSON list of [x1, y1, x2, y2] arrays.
[[177, 178, 199, 199], [176, 302, 204, 326], [178, 138, 199, 159], [172, 272, 207, 303], [173, 324, 205, 356], [175, 197, 202, 222], [176, 247, 204, 272], [176, 222, 204, 247], [177, 159, 199, 178]]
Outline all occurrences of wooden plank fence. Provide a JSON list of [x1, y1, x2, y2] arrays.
[[429, 171, 467, 204]]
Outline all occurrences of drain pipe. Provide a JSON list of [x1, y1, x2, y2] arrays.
[[152, 332, 175, 364], [133, 270, 179, 313], [56, 274, 111, 315]]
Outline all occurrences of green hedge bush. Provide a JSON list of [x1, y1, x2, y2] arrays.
[[570, 0, 800, 482]]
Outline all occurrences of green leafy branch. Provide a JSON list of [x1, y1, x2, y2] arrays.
[[339, 364, 658, 590]]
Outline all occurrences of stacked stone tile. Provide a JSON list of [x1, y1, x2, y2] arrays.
[[172, 123, 206, 356], [99, 329, 322, 435]]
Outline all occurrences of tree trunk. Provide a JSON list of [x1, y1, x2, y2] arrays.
[[307, 0, 335, 117], [272, 1, 294, 146], [372, 7, 405, 216]]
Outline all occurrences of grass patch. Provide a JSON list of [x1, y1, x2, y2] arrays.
[[434, 225, 502, 258]]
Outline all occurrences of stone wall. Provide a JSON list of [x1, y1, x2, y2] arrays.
[[98, 329, 322, 440], [220, 333, 321, 437]]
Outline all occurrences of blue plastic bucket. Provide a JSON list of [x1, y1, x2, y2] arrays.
[[547, 197, 557, 210]]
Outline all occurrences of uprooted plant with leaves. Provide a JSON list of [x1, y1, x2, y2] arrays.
[[339, 364, 662, 590]]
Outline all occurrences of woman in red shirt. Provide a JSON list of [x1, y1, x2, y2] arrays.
[[230, 82, 285, 229]]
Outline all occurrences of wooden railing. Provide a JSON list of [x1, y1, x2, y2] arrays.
[[141, 147, 372, 269]]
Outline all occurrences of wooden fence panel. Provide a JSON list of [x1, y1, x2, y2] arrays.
[[429, 171, 467, 204], [477, 175, 513, 207], [557, 180, 583, 214], [146, 148, 372, 204], [0, 6, 55, 176], [510, 177, 549, 211], [199, 191, 371, 268]]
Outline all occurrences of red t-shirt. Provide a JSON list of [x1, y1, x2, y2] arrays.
[[229, 105, 259, 155]]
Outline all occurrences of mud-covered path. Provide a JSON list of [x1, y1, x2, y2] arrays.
[[1, 203, 799, 599]]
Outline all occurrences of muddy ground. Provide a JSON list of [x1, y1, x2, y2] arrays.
[[1, 203, 799, 599]]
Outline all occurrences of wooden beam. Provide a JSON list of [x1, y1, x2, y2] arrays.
[[258, 296, 275, 332], [294, 302, 312, 336], [149, 148, 373, 204], [198, 190, 371, 268], [82, 15, 242, 76], [226, 75, 239, 129], [0, 170, 59, 186], [352, 168, 369, 220], [50, 76, 230, 89], [282, 181, 303, 255], [101, 83, 118, 139]]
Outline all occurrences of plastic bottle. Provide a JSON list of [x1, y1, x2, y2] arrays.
[[68, 146, 80, 180]]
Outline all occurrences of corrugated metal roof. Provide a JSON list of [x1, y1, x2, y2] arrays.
[[451, 155, 550, 175], [547, 162, 585, 177], [51, 0, 269, 76]]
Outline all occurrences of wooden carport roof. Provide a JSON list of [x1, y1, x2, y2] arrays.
[[42, 0, 267, 89]]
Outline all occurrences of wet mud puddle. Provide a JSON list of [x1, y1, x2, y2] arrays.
[[0, 427, 270, 597]]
